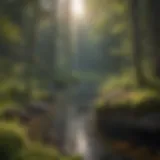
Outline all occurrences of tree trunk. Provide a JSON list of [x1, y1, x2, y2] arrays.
[[64, 0, 72, 77], [50, 0, 58, 93], [148, 0, 160, 78], [41, 0, 59, 148], [130, 0, 145, 86], [23, 0, 40, 105]]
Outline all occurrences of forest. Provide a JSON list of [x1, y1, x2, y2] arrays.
[[0, 0, 160, 160]]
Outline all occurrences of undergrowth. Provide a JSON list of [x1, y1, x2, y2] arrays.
[[0, 122, 82, 160], [95, 70, 160, 111]]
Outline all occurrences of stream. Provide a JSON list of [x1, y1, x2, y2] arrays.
[[63, 82, 109, 160], [65, 108, 107, 160], [55, 82, 132, 160]]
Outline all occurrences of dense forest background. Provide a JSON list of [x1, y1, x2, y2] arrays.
[[0, 0, 160, 160]]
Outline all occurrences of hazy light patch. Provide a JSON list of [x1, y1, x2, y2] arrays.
[[71, 0, 85, 17], [76, 129, 87, 154]]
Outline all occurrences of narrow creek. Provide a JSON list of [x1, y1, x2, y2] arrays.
[[63, 82, 106, 159], [65, 107, 105, 160], [63, 83, 132, 160], [65, 108, 134, 160]]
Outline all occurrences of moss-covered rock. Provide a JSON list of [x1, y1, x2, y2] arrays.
[[95, 77, 160, 155], [96, 88, 160, 113], [0, 122, 82, 160], [0, 122, 26, 160]]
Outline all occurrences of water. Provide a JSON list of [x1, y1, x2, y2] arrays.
[[63, 81, 106, 160], [65, 105, 107, 160], [65, 111, 133, 160], [58, 83, 131, 160]]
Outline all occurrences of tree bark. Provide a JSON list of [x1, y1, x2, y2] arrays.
[[148, 0, 160, 78], [130, 0, 145, 86], [23, 0, 40, 105], [64, 0, 72, 77], [50, 0, 58, 93]]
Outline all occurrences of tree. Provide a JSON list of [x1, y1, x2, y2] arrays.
[[50, 0, 58, 93], [63, 0, 73, 77], [0, 0, 35, 104], [129, 0, 145, 86], [87, 0, 160, 86], [147, 0, 160, 78], [23, 0, 40, 104], [87, 0, 132, 74]]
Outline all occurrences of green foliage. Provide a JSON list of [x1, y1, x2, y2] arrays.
[[0, 122, 26, 160], [111, 89, 158, 107], [86, 0, 133, 76], [97, 89, 160, 111], [95, 71, 134, 108], [0, 16, 21, 43], [87, 0, 129, 36], [20, 143, 82, 160], [0, 0, 25, 105], [21, 143, 60, 160], [95, 68, 160, 110], [22, 144, 82, 160], [0, 122, 82, 160], [99, 70, 136, 94]]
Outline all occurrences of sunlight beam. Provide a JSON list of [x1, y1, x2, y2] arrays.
[[71, 0, 85, 18]]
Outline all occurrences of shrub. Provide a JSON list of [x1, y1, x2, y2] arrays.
[[0, 122, 26, 160], [0, 122, 82, 160]]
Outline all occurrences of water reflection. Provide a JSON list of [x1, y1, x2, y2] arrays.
[[65, 108, 106, 160]]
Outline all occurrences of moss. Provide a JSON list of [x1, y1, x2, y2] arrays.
[[99, 70, 136, 95], [60, 155, 83, 160], [0, 122, 26, 160], [21, 143, 60, 160], [21, 144, 82, 160], [96, 88, 160, 112], [110, 89, 159, 106], [95, 69, 160, 111], [0, 122, 82, 160]]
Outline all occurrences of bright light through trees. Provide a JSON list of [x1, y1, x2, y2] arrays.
[[71, 0, 85, 17]]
